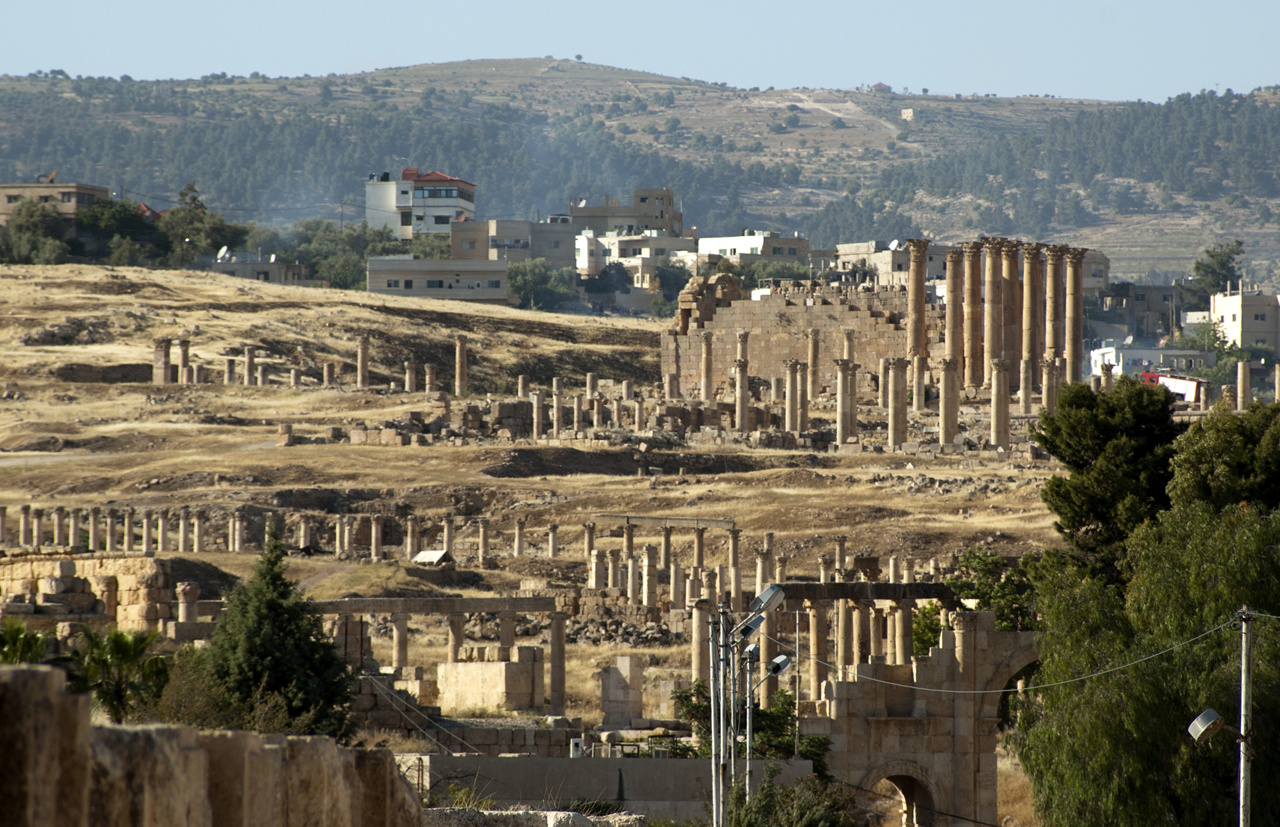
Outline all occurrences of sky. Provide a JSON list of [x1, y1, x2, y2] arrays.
[[6, 0, 1278, 103]]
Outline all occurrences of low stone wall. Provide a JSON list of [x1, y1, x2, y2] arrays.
[[0, 553, 173, 632], [0, 665, 423, 827], [412, 755, 812, 821]]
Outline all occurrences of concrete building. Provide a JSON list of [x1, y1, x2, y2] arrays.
[[1210, 287, 1280, 351], [576, 229, 696, 289], [697, 229, 812, 267], [366, 255, 510, 305], [1090, 345, 1215, 377], [1099, 283, 1179, 339], [365, 169, 476, 240], [451, 218, 577, 272], [0, 179, 110, 237], [569, 188, 682, 237], [212, 258, 321, 287], [835, 240, 958, 286]]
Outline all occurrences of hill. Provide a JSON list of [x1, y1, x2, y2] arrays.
[[2, 61, 1278, 283]]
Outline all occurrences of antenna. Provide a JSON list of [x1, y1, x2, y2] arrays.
[[216, 245, 229, 262], [888, 239, 900, 251]]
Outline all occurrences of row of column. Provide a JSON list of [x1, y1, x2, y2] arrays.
[[0, 504, 212, 553]]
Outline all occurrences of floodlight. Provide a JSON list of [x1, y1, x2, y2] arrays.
[[738, 615, 765, 640], [743, 643, 760, 663], [766, 654, 791, 676], [748, 584, 786, 615], [1189, 709, 1225, 744]]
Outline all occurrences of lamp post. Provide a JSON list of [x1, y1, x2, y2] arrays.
[[746, 653, 792, 801], [1188, 605, 1255, 827]]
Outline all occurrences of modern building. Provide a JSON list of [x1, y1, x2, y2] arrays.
[[366, 256, 510, 305], [1090, 345, 1215, 377], [212, 258, 320, 287], [835, 240, 956, 286], [569, 188, 682, 237], [0, 178, 110, 237], [697, 230, 812, 268], [1209, 287, 1280, 351], [1100, 283, 1180, 339], [365, 169, 476, 240], [576, 229, 696, 289], [450, 218, 577, 271]]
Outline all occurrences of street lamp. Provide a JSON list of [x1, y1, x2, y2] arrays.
[[746, 654, 792, 801], [1188, 606, 1255, 827]]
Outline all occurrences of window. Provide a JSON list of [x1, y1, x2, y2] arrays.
[[5, 195, 20, 203], [38, 196, 52, 203], [1135, 293, 1146, 301], [256, 271, 270, 281], [656, 248, 666, 256], [433, 215, 450, 225], [639, 197, 648, 203], [404, 280, 413, 289], [602, 249, 611, 257], [386, 279, 400, 288], [750, 247, 759, 255], [462, 240, 476, 250], [631, 248, 642, 256], [551, 240, 561, 249], [588, 249, 595, 257], [1255, 313, 1267, 322], [487, 280, 501, 289], [1232, 314, 1238, 322], [60, 192, 74, 203], [426, 280, 444, 288], [400, 212, 412, 226], [788, 247, 797, 256], [772, 246, 783, 255]]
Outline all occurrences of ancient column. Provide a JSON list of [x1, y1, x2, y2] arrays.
[[586, 372, 599, 396], [670, 560, 685, 608], [177, 339, 190, 378], [192, 511, 204, 553], [30, 509, 42, 548], [243, 345, 256, 386], [88, 507, 100, 551], [424, 364, 437, 394], [737, 330, 750, 363], [887, 357, 909, 449], [224, 358, 236, 385], [626, 552, 640, 605], [700, 332, 714, 402], [515, 375, 530, 398], [896, 599, 915, 665], [176, 582, 200, 623], [573, 395, 584, 432], [477, 520, 492, 562], [784, 360, 799, 430], [454, 335, 468, 397], [906, 238, 930, 358], [842, 329, 857, 435], [1041, 359, 1059, 415], [370, 516, 384, 561], [771, 377, 784, 405], [691, 600, 710, 683], [836, 596, 852, 680], [818, 554, 833, 584], [1064, 248, 1085, 384], [446, 614, 465, 663], [582, 522, 595, 559], [806, 328, 820, 400], [634, 395, 646, 432], [939, 357, 959, 445], [1001, 241, 1022, 384], [256, 365, 267, 386], [853, 599, 873, 664], [442, 519, 455, 554], [497, 611, 516, 650], [322, 362, 335, 386], [727, 529, 742, 611], [1238, 361, 1252, 410], [153, 338, 172, 385], [642, 545, 658, 608], [141, 509, 154, 554], [1020, 243, 1043, 413], [693, 527, 707, 569], [912, 355, 926, 414], [878, 358, 890, 409], [834, 535, 847, 573], [551, 388, 564, 435], [870, 606, 885, 658], [105, 509, 117, 553], [233, 513, 246, 553], [513, 517, 526, 556], [122, 507, 135, 553], [622, 523, 636, 561], [390, 612, 410, 668], [0, 505, 6, 546], [589, 549, 606, 589], [945, 248, 963, 362], [52, 506, 65, 547], [297, 517, 312, 551], [546, 524, 559, 558], [549, 612, 567, 714], [734, 359, 750, 432], [591, 396, 604, 429], [660, 526, 673, 569], [1043, 245, 1065, 362], [834, 359, 852, 446], [991, 359, 1011, 450], [702, 568, 719, 605], [403, 516, 418, 558], [289, 368, 300, 388], [403, 361, 417, 393], [982, 238, 1004, 387], [531, 390, 545, 438], [808, 600, 829, 693], [156, 510, 168, 552]]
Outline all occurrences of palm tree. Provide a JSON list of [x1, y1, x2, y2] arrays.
[[66, 627, 169, 724], [0, 619, 46, 663]]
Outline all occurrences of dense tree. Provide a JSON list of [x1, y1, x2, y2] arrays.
[[506, 257, 579, 309], [0, 619, 46, 663], [1168, 400, 1280, 512], [1016, 503, 1280, 825], [64, 627, 169, 724], [1181, 239, 1245, 311], [728, 773, 872, 827], [1, 198, 70, 264], [157, 182, 249, 266], [1032, 376, 1185, 575], [207, 522, 353, 739]]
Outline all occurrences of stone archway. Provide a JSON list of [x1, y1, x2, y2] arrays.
[[859, 760, 940, 827], [978, 638, 1039, 721]]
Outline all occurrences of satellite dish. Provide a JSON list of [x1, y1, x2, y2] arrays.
[[888, 239, 900, 251], [269, 253, 277, 263], [216, 245, 229, 262]]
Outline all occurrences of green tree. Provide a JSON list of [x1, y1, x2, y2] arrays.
[[1032, 376, 1185, 575], [1, 198, 69, 264], [207, 522, 353, 739], [506, 257, 578, 309], [64, 627, 169, 724], [1168, 400, 1280, 513], [944, 549, 1039, 631], [1182, 239, 1245, 311], [1016, 502, 1280, 825], [728, 772, 871, 827], [157, 182, 248, 266], [0, 619, 46, 663]]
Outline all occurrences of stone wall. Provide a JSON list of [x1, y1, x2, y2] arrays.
[[0, 553, 173, 632], [0, 665, 423, 827]]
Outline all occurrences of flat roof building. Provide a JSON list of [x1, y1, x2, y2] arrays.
[[0, 179, 110, 238], [366, 256, 511, 305], [569, 188, 682, 238], [365, 169, 476, 240], [451, 218, 577, 272]]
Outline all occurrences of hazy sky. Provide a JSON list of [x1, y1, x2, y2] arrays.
[[7, 0, 1277, 102]]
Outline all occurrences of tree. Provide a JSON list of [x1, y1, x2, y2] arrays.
[[655, 262, 691, 300], [1, 619, 45, 663], [1182, 240, 1244, 311], [943, 549, 1038, 632], [1, 198, 70, 264], [207, 522, 353, 739], [157, 182, 248, 266], [1032, 376, 1185, 576], [728, 772, 872, 827], [1015, 502, 1280, 825], [64, 627, 169, 724], [506, 257, 578, 309], [1167, 400, 1280, 513]]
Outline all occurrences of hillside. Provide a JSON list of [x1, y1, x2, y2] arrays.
[[2, 60, 1279, 283]]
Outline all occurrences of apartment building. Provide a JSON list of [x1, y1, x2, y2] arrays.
[[1210, 288, 1280, 351], [569, 188, 682, 237], [0, 179, 110, 237], [365, 169, 476, 240], [834, 240, 956, 286], [576, 229, 696, 289], [366, 256, 510, 305], [696, 230, 812, 267], [450, 218, 577, 271]]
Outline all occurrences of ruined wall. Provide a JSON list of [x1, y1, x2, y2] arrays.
[[0, 665, 423, 827], [664, 281, 945, 399], [0, 553, 174, 632]]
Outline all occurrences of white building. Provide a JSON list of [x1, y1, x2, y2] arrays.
[[366, 256, 510, 305], [1209, 288, 1280, 352], [365, 169, 476, 240], [1090, 346, 1215, 378], [576, 229, 696, 289], [696, 230, 811, 266]]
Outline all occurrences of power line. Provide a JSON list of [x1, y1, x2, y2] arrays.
[[761, 617, 1237, 695]]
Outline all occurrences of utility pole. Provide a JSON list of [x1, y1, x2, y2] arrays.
[[1240, 605, 1254, 827]]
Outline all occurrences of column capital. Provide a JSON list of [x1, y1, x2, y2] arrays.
[[991, 358, 1010, 371], [888, 357, 910, 370], [935, 356, 958, 372], [454, 333, 467, 344], [547, 523, 559, 531], [808, 327, 820, 339], [737, 330, 750, 343], [1021, 241, 1044, 259], [735, 358, 748, 371], [1040, 358, 1058, 372], [1064, 246, 1088, 265], [832, 358, 851, 373], [961, 240, 985, 259], [981, 236, 1005, 254], [582, 521, 595, 530], [1043, 244, 1068, 263], [727, 528, 742, 538], [1001, 240, 1023, 260], [945, 248, 963, 264], [905, 238, 930, 260], [701, 330, 714, 343]]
